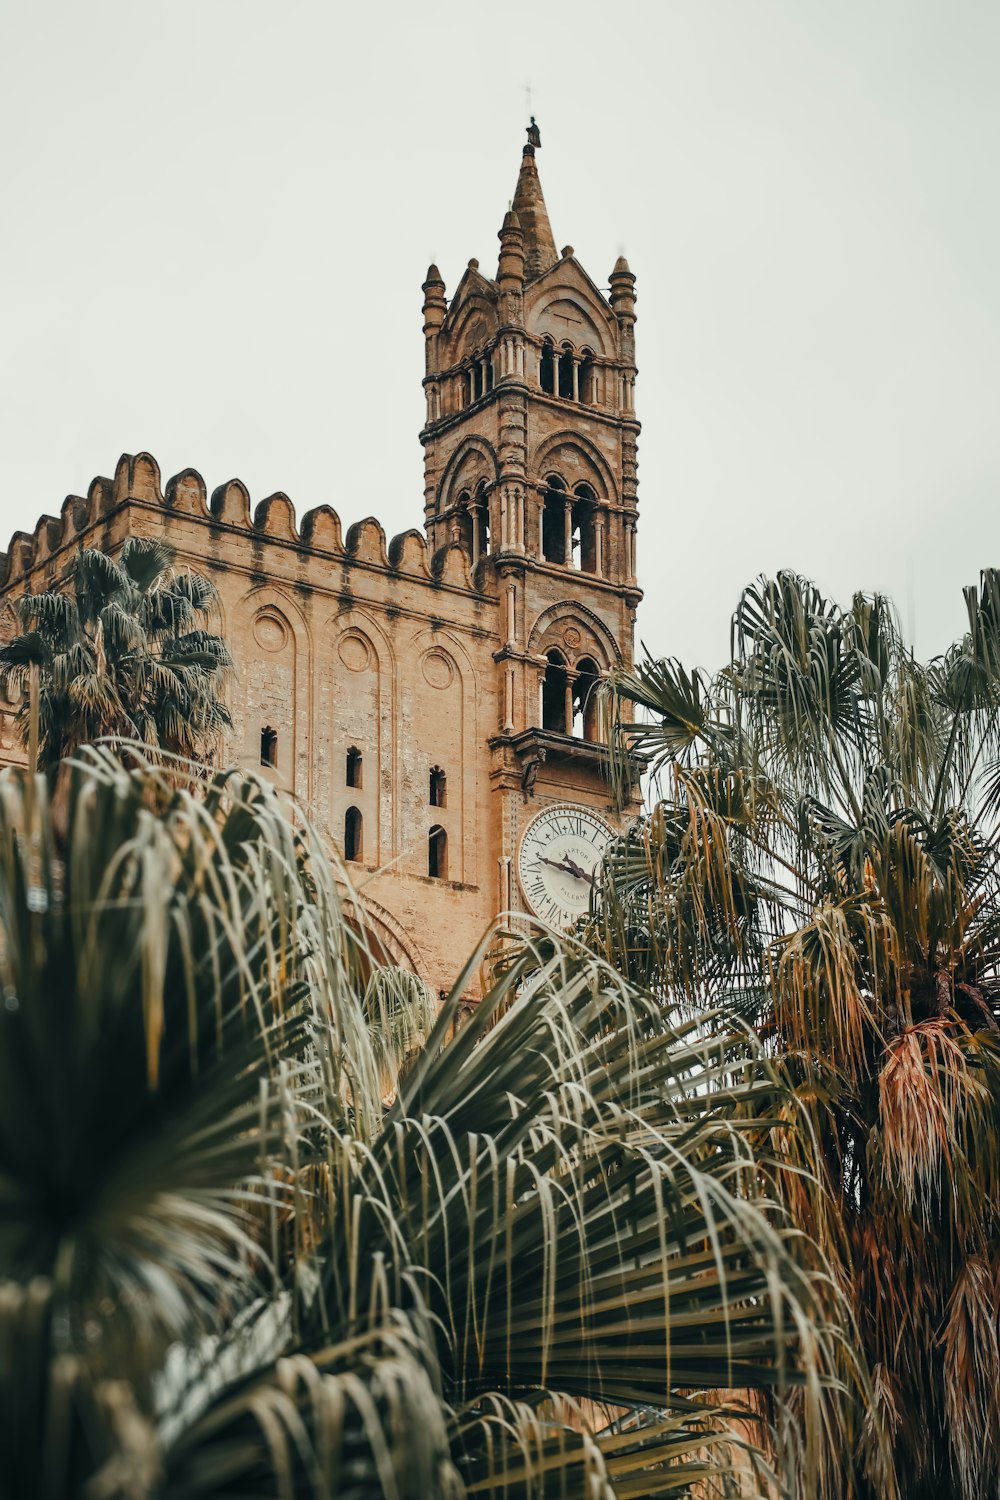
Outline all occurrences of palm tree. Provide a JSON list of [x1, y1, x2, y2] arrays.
[[601, 569, 1000, 1499], [0, 537, 232, 774], [0, 748, 866, 1499]]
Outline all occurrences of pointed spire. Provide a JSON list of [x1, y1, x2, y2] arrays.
[[511, 145, 557, 280]]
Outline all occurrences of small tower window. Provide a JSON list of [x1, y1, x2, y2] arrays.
[[541, 476, 567, 565], [485, 354, 494, 394], [260, 726, 278, 769], [542, 650, 569, 733], [428, 825, 448, 879], [475, 480, 490, 559], [345, 806, 363, 863], [346, 747, 363, 788], [558, 346, 574, 400], [429, 766, 447, 807], [539, 339, 555, 395], [473, 362, 483, 401], [573, 484, 598, 574], [579, 350, 595, 404], [573, 657, 602, 741], [455, 488, 475, 555]]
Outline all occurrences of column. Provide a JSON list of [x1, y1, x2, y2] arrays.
[[500, 489, 509, 550], [563, 499, 573, 567], [506, 583, 516, 647], [571, 357, 579, 403], [504, 667, 515, 733], [565, 672, 575, 738], [595, 513, 604, 576], [471, 508, 480, 561]]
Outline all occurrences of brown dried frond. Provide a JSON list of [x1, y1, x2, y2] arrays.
[[877, 1020, 982, 1216], [770, 897, 894, 1077], [940, 1254, 1000, 1499]]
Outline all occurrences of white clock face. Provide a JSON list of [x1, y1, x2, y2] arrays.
[[518, 804, 615, 928]]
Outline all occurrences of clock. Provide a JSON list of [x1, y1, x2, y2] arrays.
[[517, 803, 615, 928]]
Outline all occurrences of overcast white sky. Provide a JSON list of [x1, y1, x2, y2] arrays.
[[2, 0, 998, 671]]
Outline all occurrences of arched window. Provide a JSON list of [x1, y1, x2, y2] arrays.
[[346, 746, 363, 788], [454, 489, 475, 555], [539, 339, 555, 395], [484, 353, 494, 394], [428, 825, 448, 879], [474, 480, 490, 559], [260, 726, 278, 769], [472, 362, 483, 401], [558, 345, 575, 400], [345, 806, 363, 863], [573, 658, 602, 741], [572, 484, 598, 574], [542, 649, 569, 733], [429, 766, 447, 807], [579, 349, 595, 404], [541, 475, 567, 564]]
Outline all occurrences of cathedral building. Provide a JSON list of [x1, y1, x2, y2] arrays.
[[0, 128, 642, 994]]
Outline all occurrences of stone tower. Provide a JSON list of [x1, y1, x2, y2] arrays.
[[0, 126, 641, 986], [420, 128, 642, 916]]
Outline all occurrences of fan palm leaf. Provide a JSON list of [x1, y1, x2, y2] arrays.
[[0, 538, 231, 774], [601, 568, 1000, 1498], [0, 751, 862, 1499]]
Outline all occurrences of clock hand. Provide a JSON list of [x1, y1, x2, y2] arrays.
[[538, 854, 595, 886]]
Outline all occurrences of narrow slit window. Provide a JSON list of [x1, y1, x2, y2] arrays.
[[345, 806, 363, 863], [429, 766, 447, 807], [346, 747, 363, 788], [261, 726, 278, 769], [428, 825, 448, 880]]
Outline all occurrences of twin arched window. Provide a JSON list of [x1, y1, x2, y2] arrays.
[[539, 339, 595, 404], [541, 651, 603, 741], [541, 476, 601, 573], [465, 350, 495, 406], [454, 481, 490, 562]]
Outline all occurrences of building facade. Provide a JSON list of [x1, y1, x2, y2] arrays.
[[0, 132, 642, 994]]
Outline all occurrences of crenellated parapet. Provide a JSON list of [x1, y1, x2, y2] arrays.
[[0, 451, 493, 600]]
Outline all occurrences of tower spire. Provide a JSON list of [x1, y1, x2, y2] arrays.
[[511, 128, 557, 280]]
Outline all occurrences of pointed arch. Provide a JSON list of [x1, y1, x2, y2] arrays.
[[530, 430, 619, 506], [527, 600, 624, 671], [344, 895, 430, 979], [436, 436, 500, 515]]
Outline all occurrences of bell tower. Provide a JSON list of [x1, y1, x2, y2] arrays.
[[420, 124, 642, 921]]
